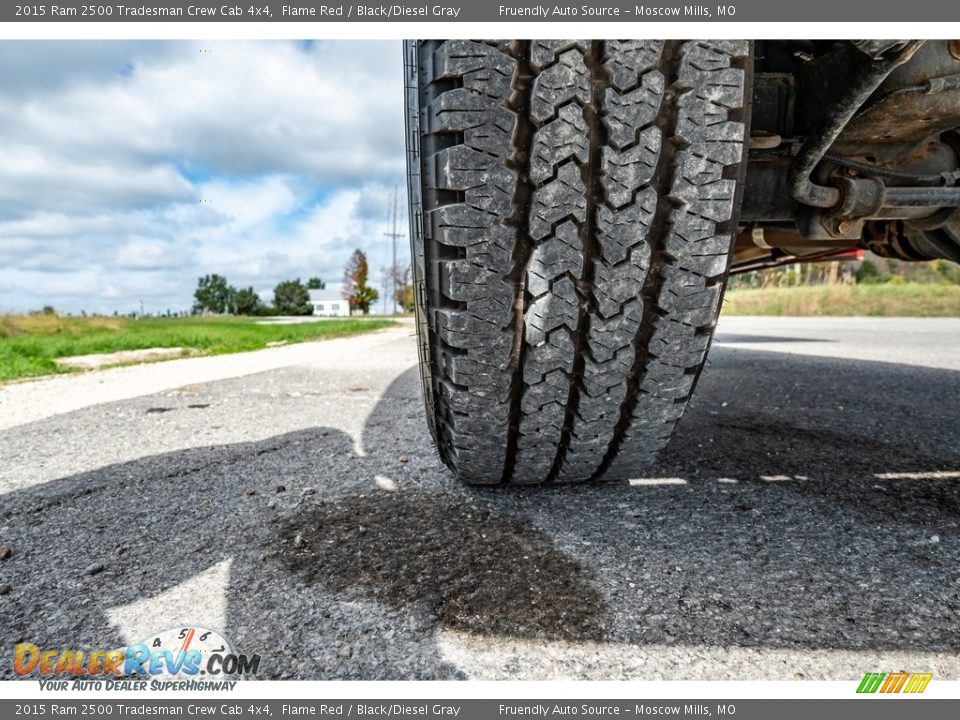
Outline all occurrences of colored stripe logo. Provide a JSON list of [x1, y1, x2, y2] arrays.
[[857, 672, 933, 694]]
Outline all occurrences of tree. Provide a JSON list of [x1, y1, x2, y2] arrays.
[[343, 249, 379, 314], [932, 259, 960, 285], [392, 263, 415, 313], [856, 260, 882, 285], [306, 277, 325, 290], [273, 279, 313, 316], [233, 287, 263, 315], [193, 274, 235, 314]]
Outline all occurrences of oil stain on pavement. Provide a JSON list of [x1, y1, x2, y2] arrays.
[[278, 493, 606, 642]]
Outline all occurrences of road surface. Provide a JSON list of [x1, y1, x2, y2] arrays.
[[1, 317, 958, 680]]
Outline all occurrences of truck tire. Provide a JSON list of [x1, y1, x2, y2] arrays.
[[404, 40, 752, 485]]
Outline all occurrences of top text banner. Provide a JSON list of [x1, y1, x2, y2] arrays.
[[5, 0, 960, 22]]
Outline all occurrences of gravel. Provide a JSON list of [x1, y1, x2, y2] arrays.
[[84, 562, 106, 576]]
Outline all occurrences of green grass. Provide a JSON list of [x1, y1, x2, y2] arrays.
[[0, 315, 395, 382], [723, 282, 960, 317]]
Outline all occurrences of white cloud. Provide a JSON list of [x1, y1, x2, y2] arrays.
[[198, 175, 301, 232], [2, 40, 405, 190], [115, 237, 195, 271], [0, 148, 195, 214], [0, 40, 409, 314]]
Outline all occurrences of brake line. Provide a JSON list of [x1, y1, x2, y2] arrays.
[[822, 153, 960, 184]]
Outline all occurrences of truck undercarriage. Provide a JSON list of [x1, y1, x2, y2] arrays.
[[737, 40, 960, 272]]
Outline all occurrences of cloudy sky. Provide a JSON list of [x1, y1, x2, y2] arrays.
[[0, 40, 407, 314]]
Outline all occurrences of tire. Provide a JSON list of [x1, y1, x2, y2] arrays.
[[404, 40, 752, 485]]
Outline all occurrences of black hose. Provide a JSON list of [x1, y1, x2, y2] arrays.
[[823, 154, 952, 184], [787, 41, 923, 209]]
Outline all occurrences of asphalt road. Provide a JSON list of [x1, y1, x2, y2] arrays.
[[1, 317, 959, 680]]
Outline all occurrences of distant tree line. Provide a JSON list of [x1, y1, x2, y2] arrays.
[[193, 275, 325, 316], [192, 249, 416, 318]]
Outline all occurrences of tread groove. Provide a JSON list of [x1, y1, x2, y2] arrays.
[[545, 40, 608, 484], [501, 40, 536, 485]]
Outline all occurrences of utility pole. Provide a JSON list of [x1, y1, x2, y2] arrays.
[[380, 266, 390, 315], [383, 184, 404, 315]]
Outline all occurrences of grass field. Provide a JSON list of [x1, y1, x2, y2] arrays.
[[723, 283, 960, 317], [0, 315, 395, 382]]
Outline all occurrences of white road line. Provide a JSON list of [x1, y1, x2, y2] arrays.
[[629, 478, 688, 486], [875, 471, 960, 480], [436, 628, 960, 681]]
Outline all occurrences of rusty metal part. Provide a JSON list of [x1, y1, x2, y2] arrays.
[[788, 41, 923, 209], [741, 226, 845, 249], [732, 224, 871, 274], [861, 222, 928, 259], [834, 176, 886, 218], [905, 207, 960, 231], [834, 88, 960, 161], [834, 41, 960, 161], [949, 40, 960, 61], [730, 248, 863, 275], [742, 147, 959, 226], [861, 220, 960, 261]]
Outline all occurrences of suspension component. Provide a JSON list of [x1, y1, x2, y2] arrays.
[[788, 41, 923, 209]]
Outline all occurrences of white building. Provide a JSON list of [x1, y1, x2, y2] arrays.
[[308, 290, 350, 317]]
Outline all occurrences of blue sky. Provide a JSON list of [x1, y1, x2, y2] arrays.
[[0, 40, 407, 314]]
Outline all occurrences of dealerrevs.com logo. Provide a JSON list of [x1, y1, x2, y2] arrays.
[[857, 672, 933, 694], [14, 626, 260, 691]]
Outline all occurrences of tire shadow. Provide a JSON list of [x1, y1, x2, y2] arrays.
[[1, 345, 958, 679]]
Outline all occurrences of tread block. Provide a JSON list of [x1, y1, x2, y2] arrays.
[[603, 78, 665, 149], [531, 49, 591, 123], [531, 40, 591, 70], [602, 134, 661, 207], [530, 104, 590, 184], [530, 162, 588, 241], [604, 40, 665, 90]]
